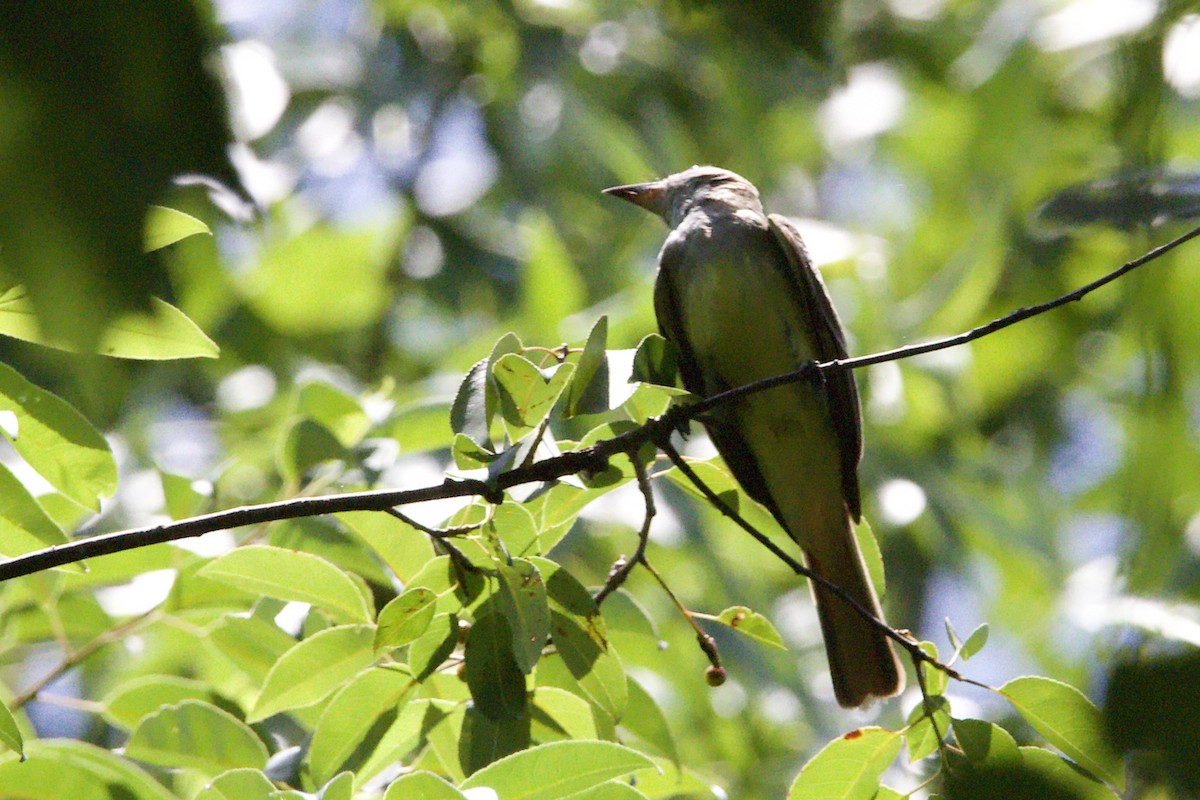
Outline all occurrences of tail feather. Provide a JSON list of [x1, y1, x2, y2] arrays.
[[806, 521, 904, 708]]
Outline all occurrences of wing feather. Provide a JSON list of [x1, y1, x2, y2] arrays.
[[767, 214, 863, 520]]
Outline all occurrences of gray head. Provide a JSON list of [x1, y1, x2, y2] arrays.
[[603, 165, 763, 227]]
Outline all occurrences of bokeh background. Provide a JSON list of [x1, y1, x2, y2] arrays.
[[4, 0, 1200, 796]]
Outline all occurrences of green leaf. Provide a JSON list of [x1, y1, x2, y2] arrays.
[[318, 771, 354, 800], [532, 557, 628, 721], [531, 686, 608, 742], [277, 418, 348, 480], [953, 718, 1021, 765], [453, 431, 500, 469], [249, 624, 377, 722], [565, 316, 611, 416], [197, 545, 374, 623], [99, 297, 220, 359], [465, 611, 527, 720], [0, 740, 177, 800], [493, 353, 574, 431], [161, 471, 209, 520], [567, 781, 651, 800], [1016, 746, 1122, 800], [661, 457, 742, 510], [355, 697, 435, 785], [0, 463, 71, 561], [904, 695, 950, 762], [125, 700, 268, 777], [375, 586, 438, 651], [460, 704, 533, 775], [853, 518, 886, 600], [706, 606, 787, 651], [0, 698, 22, 757], [487, 502, 541, 558], [452, 358, 493, 445], [919, 641, 948, 696], [960, 623, 989, 661], [383, 772, 468, 800], [408, 611, 461, 681], [208, 613, 299, 681], [194, 768, 276, 800], [296, 381, 372, 447], [0, 360, 116, 510], [102, 675, 214, 730], [0, 287, 220, 359], [459, 740, 655, 800], [307, 665, 415, 785], [496, 557, 551, 673], [336, 510, 435, 584], [629, 333, 678, 387], [786, 727, 903, 800], [943, 746, 1121, 800], [144, 205, 210, 251], [620, 676, 679, 767], [999, 676, 1123, 789]]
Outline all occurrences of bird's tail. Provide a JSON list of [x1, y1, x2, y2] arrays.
[[806, 518, 904, 708]]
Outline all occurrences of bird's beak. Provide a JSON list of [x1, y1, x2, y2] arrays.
[[602, 181, 667, 215]]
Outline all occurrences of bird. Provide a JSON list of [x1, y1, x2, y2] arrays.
[[604, 166, 903, 707]]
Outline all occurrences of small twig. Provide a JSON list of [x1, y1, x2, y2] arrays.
[[593, 454, 656, 606], [639, 556, 721, 670], [385, 507, 486, 539], [0, 223, 1195, 600], [658, 439, 994, 691], [11, 608, 161, 709]]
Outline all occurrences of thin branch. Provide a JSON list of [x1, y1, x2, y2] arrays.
[[685, 220, 1200, 417], [0, 222, 1195, 593], [11, 609, 161, 709], [658, 438, 993, 691], [593, 455, 656, 605]]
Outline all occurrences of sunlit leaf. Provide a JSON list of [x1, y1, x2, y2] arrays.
[[144, 205, 210, 251], [786, 727, 903, 800], [0, 360, 115, 510], [0, 699, 22, 757], [249, 625, 377, 722], [197, 545, 374, 623], [383, 771, 467, 800], [0, 740, 177, 800], [459, 740, 655, 800], [904, 695, 950, 762], [702, 606, 787, 651], [194, 768, 276, 800], [375, 586, 438, 651], [307, 665, 415, 785], [125, 701, 267, 776], [565, 315, 611, 416], [999, 676, 1122, 789]]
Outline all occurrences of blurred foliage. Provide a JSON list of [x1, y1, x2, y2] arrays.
[[0, 0, 1199, 797]]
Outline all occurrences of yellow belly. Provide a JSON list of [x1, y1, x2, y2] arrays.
[[674, 242, 845, 551]]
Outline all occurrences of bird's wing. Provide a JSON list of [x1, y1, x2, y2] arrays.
[[653, 241, 789, 525], [767, 213, 863, 520]]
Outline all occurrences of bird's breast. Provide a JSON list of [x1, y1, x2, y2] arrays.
[[670, 229, 816, 393]]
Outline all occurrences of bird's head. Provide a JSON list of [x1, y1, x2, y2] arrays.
[[603, 165, 762, 227]]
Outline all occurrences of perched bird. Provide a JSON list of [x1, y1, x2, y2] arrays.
[[604, 166, 903, 707]]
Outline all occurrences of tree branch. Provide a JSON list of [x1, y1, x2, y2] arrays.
[[0, 222, 1195, 584]]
